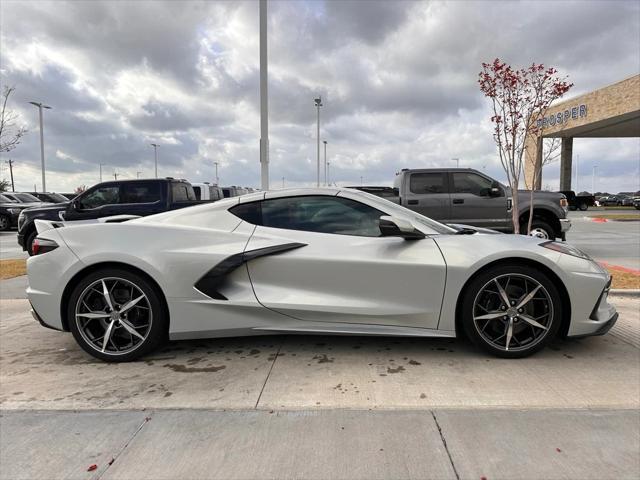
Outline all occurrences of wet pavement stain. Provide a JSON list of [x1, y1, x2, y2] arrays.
[[387, 366, 405, 374], [312, 354, 334, 364], [163, 364, 226, 373], [249, 349, 260, 355], [408, 359, 421, 365]]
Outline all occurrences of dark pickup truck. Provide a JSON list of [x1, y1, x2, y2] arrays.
[[560, 191, 595, 211], [18, 178, 203, 255]]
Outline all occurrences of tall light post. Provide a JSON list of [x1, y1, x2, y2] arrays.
[[214, 161, 219, 185], [323, 140, 327, 186], [137, 171, 142, 179], [360, 175, 363, 186], [327, 161, 331, 186], [282, 176, 285, 189], [150, 143, 159, 178], [452, 157, 460, 168], [592, 165, 598, 195], [259, 0, 269, 191], [99, 163, 105, 182], [29, 101, 52, 192], [314, 96, 322, 187], [5, 160, 15, 192]]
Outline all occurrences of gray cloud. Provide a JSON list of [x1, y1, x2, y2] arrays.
[[0, 0, 638, 193]]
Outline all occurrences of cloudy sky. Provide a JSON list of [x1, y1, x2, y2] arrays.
[[0, 0, 638, 193]]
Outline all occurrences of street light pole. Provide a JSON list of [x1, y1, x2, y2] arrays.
[[150, 143, 159, 178], [282, 176, 285, 189], [314, 96, 322, 187], [214, 161, 219, 185], [259, 0, 269, 191], [29, 101, 51, 192], [137, 171, 142, 179], [323, 140, 327, 186], [327, 161, 331, 186], [452, 157, 460, 168], [5, 160, 15, 192], [592, 165, 597, 195], [99, 163, 104, 182]]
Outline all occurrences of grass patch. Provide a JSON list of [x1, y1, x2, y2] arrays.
[[0, 259, 27, 280], [602, 265, 640, 290]]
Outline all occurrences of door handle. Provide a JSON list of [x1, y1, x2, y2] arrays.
[[407, 199, 418, 205], [452, 199, 464, 204]]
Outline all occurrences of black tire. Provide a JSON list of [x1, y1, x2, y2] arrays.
[[67, 267, 168, 362], [578, 203, 588, 211], [568, 206, 577, 211], [635, 205, 640, 210], [461, 264, 562, 358], [0, 214, 10, 231], [26, 230, 38, 256], [520, 220, 554, 240]]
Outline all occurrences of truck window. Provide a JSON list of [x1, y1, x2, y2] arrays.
[[172, 183, 196, 202], [451, 172, 492, 196], [121, 183, 161, 204], [409, 173, 447, 194], [193, 186, 202, 200], [79, 186, 120, 209], [209, 186, 220, 201]]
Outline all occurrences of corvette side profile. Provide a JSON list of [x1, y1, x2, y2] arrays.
[[27, 188, 617, 362]]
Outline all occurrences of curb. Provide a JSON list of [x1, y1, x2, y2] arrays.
[[584, 216, 640, 223], [609, 289, 640, 297]]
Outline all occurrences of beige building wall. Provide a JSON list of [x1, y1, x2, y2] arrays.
[[524, 74, 640, 190]]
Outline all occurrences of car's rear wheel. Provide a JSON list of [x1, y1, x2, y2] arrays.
[[520, 220, 554, 240], [67, 268, 167, 362], [461, 265, 562, 358], [578, 203, 588, 211], [0, 215, 9, 231]]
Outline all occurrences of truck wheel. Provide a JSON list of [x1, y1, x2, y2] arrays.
[[578, 203, 588, 211], [0, 215, 9, 231], [520, 220, 554, 240], [26, 231, 38, 256], [568, 206, 577, 211]]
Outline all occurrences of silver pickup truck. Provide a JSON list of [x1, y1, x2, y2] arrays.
[[389, 168, 571, 240]]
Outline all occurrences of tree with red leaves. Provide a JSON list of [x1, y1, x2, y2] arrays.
[[478, 59, 572, 234]]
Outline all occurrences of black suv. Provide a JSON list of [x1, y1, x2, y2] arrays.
[[0, 193, 28, 231], [18, 178, 203, 254]]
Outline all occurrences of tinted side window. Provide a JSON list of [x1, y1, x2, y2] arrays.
[[409, 173, 447, 194], [261, 196, 382, 237], [121, 183, 161, 203], [451, 173, 492, 196], [172, 183, 196, 202], [193, 186, 202, 200], [79, 186, 120, 209], [230, 202, 262, 224]]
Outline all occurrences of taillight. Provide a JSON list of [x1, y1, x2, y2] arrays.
[[32, 238, 58, 255], [560, 198, 568, 208]]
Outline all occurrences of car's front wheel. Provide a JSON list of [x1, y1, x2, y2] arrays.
[[461, 264, 562, 358], [578, 203, 588, 211], [67, 268, 167, 362], [0, 214, 10, 231]]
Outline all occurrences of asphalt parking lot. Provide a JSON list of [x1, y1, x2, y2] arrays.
[[1, 212, 639, 479]]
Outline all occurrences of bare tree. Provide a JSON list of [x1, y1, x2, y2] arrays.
[[0, 178, 10, 192], [0, 86, 27, 153], [478, 59, 572, 234]]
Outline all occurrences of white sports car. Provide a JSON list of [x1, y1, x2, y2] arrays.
[[27, 188, 617, 361]]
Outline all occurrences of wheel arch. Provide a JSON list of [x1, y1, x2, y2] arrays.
[[455, 257, 572, 340], [518, 208, 561, 237], [60, 261, 170, 332]]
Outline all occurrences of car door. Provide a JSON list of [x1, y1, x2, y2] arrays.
[[448, 171, 509, 229], [403, 172, 450, 220], [235, 193, 447, 329], [65, 184, 122, 221]]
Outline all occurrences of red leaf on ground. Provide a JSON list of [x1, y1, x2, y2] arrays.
[[556, 448, 562, 453], [87, 464, 97, 472]]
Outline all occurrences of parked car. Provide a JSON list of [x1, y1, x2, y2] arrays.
[[26, 192, 70, 203], [192, 182, 224, 201], [221, 186, 245, 198], [392, 168, 570, 240], [559, 191, 595, 211], [18, 178, 205, 255], [27, 187, 615, 362], [0, 193, 28, 231], [60, 193, 78, 200], [1, 192, 52, 208], [620, 196, 635, 207], [633, 197, 640, 210], [599, 195, 624, 206]]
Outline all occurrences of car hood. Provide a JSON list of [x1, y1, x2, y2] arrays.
[[22, 202, 68, 212]]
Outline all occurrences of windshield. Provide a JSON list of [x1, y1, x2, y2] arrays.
[[343, 188, 457, 234], [0, 194, 15, 203], [13, 193, 40, 202], [47, 193, 69, 202]]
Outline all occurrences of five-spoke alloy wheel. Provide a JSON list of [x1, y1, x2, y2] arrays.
[[461, 265, 562, 358], [68, 268, 167, 362]]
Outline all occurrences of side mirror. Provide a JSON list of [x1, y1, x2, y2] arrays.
[[488, 182, 502, 197], [379, 216, 425, 240], [71, 200, 81, 211]]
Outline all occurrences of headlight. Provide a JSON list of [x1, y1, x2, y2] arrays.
[[8, 208, 21, 215], [540, 240, 591, 260], [559, 198, 568, 208]]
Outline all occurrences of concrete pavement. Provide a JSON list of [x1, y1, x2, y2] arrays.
[[2, 408, 638, 480]]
